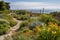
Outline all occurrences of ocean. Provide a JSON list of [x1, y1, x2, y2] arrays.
[[26, 9, 60, 13]]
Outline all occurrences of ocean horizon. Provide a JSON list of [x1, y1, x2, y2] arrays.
[[26, 9, 60, 13]]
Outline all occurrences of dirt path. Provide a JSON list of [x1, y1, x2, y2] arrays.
[[0, 18, 23, 40]]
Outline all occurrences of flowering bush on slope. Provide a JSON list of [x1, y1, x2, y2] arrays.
[[36, 22, 60, 40]]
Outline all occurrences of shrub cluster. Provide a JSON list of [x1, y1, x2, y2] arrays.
[[0, 19, 10, 35]]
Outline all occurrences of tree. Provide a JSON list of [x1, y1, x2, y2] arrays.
[[0, 1, 10, 11]]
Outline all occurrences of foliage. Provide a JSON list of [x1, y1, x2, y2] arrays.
[[28, 17, 37, 22], [38, 14, 58, 25], [0, 1, 7, 10], [0, 19, 10, 35], [4, 22, 60, 40], [19, 21, 29, 29], [11, 10, 30, 20], [5, 15, 17, 27], [50, 12, 60, 21], [12, 32, 33, 40], [0, 1, 10, 11], [0, 8, 60, 40], [36, 22, 60, 40], [4, 13, 60, 40], [16, 10, 27, 15], [0, 14, 17, 27]]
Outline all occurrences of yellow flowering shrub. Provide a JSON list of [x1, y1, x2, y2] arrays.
[[36, 22, 60, 40]]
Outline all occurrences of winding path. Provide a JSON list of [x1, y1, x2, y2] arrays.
[[0, 17, 23, 40]]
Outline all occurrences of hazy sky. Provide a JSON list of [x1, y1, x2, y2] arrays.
[[4, 0, 60, 10]]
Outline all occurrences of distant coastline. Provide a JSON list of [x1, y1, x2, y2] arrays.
[[11, 9, 60, 13], [26, 9, 60, 13]]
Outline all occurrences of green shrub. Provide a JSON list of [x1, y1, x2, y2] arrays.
[[0, 19, 10, 35], [12, 32, 33, 40], [19, 21, 29, 29], [38, 14, 58, 25], [16, 10, 27, 15], [36, 23, 60, 40], [0, 14, 17, 27]]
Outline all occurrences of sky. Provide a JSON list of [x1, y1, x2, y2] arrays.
[[3, 0, 60, 10]]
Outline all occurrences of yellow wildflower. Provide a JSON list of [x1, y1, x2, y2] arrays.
[[47, 27, 51, 31], [52, 31, 56, 35]]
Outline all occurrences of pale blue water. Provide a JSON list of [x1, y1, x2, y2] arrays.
[[26, 9, 60, 13]]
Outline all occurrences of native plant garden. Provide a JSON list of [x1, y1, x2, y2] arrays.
[[0, 1, 60, 40]]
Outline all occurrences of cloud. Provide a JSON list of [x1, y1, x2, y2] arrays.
[[10, 2, 60, 10]]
